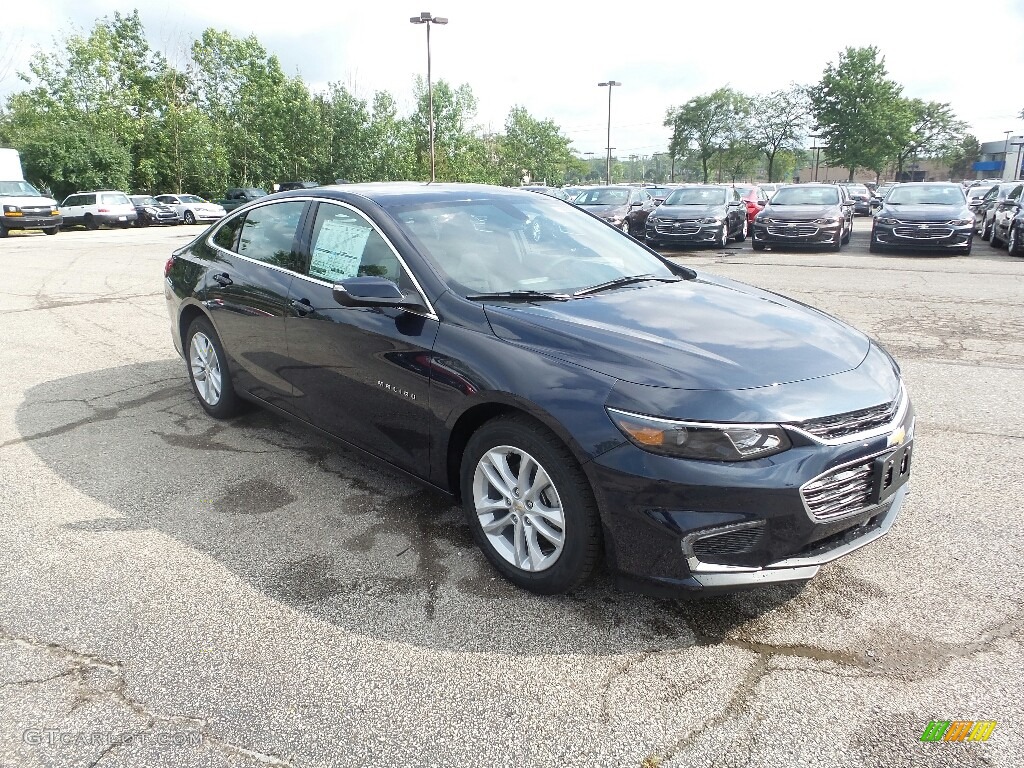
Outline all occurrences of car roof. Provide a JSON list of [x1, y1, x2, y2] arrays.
[[262, 182, 581, 207]]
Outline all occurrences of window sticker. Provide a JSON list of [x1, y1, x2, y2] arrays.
[[309, 219, 372, 282]]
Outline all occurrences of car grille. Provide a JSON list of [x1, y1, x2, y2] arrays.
[[801, 458, 875, 519], [691, 525, 765, 559], [766, 222, 818, 236], [795, 392, 902, 441], [21, 206, 52, 216], [893, 224, 952, 239], [654, 218, 701, 235]]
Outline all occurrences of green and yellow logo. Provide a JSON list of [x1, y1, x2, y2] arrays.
[[920, 720, 996, 742]]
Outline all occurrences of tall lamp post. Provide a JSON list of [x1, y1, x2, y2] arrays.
[[598, 80, 621, 185], [1002, 130, 1013, 181], [810, 134, 821, 182], [410, 11, 448, 183]]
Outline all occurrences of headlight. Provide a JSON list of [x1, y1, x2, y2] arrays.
[[949, 219, 972, 226], [758, 217, 773, 224], [3, 205, 22, 215], [700, 217, 722, 225], [607, 408, 792, 462], [876, 216, 898, 225], [814, 217, 839, 225]]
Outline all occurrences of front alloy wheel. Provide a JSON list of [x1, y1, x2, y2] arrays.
[[184, 317, 243, 419], [473, 446, 565, 573], [184, 210, 197, 225], [718, 223, 728, 248], [1008, 225, 1022, 256], [461, 415, 601, 594]]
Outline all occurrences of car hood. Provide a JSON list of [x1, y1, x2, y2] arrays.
[[483, 273, 871, 391], [5, 195, 58, 207], [880, 204, 970, 221], [651, 204, 725, 218], [578, 204, 628, 218], [761, 204, 838, 220]]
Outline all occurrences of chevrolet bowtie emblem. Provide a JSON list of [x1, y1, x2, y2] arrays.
[[888, 426, 906, 447]]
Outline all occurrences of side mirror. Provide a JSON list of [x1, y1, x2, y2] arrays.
[[332, 277, 423, 310]]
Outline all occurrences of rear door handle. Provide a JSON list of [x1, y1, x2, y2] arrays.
[[291, 298, 313, 316], [211, 272, 232, 286]]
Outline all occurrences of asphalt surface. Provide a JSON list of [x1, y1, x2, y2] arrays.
[[0, 218, 1021, 767]]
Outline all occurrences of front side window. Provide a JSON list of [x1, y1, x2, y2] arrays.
[[1008, 185, 1023, 202], [307, 203, 407, 286], [236, 201, 306, 271], [212, 214, 244, 252]]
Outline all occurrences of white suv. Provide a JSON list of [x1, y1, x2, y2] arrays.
[[60, 191, 137, 230], [155, 194, 226, 225]]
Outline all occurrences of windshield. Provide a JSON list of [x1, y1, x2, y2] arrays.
[[574, 188, 629, 206], [385, 192, 676, 296], [131, 196, 157, 205], [769, 186, 840, 205], [885, 185, 966, 205], [180, 195, 206, 203], [664, 187, 726, 205], [966, 187, 992, 200], [0, 180, 42, 196], [646, 187, 670, 197]]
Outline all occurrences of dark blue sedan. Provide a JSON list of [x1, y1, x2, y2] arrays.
[[164, 183, 913, 595]]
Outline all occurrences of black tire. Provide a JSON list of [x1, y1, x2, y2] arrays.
[[460, 415, 602, 594], [184, 210, 197, 225], [990, 224, 1004, 248], [183, 316, 244, 419], [718, 223, 728, 248], [841, 221, 851, 244], [736, 218, 747, 242], [1008, 225, 1022, 256], [982, 219, 992, 241], [830, 231, 842, 251], [84, 214, 99, 231], [43, 227, 58, 235], [752, 240, 765, 251]]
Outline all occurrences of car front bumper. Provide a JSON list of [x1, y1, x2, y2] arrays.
[[584, 398, 914, 594], [872, 223, 972, 249], [751, 221, 841, 246], [645, 221, 723, 246], [2, 213, 63, 230]]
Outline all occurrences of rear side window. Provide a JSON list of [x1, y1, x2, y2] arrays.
[[101, 193, 130, 206], [1009, 185, 1023, 201], [212, 215, 244, 252], [237, 201, 306, 271], [307, 203, 406, 286]]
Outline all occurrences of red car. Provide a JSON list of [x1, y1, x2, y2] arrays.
[[733, 185, 770, 231]]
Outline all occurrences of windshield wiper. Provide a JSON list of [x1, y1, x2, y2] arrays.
[[573, 274, 681, 297], [466, 289, 570, 302]]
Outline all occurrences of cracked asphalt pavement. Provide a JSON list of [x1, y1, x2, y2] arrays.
[[1, 220, 1022, 767]]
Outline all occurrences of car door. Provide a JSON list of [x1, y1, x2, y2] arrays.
[[729, 188, 745, 235], [281, 200, 439, 474], [996, 184, 1023, 238], [60, 194, 83, 225], [203, 199, 308, 407]]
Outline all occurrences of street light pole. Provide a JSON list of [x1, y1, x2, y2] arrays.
[[410, 11, 448, 183], [810, 134, 821, 182], [1003, 130, 1013, 181], [598, 80, 621, 185]]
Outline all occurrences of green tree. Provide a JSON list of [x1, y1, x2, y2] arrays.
[[808, 46, 907, 181], [364, 91, 415, 181], [499, 106, 577, 186], [942, 134, 981, 181], [748, 87, 810, 182], [665, 87, 749, 183], [891, 99, 967, 178], [410, 79, 496, 182]]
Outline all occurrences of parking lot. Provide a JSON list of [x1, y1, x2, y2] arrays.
[[1, 218, 1022, 767]]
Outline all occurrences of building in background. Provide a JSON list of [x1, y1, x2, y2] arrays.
[[972, 136, 1024, 181]]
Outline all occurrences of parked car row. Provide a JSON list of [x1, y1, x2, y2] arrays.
[[56, 189, 228, 231]]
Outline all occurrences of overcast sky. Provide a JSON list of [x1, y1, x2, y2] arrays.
[[5, 0, 1024, 158]]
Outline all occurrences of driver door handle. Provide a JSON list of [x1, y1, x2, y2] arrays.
[[211, 272, 232, 287], [291, 298, 313, 316]]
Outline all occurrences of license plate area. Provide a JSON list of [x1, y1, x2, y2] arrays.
[[871, 441, 912, 504]]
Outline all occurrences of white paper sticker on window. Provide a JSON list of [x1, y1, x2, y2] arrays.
[[309, 219, 372, 282]]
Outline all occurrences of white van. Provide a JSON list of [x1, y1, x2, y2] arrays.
[[0, 148, 62, 236]]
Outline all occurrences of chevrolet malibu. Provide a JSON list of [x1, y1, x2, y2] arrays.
[[870, 182, 973, 255], [751, 183, 853, 251], [164, 184, 914, 596]]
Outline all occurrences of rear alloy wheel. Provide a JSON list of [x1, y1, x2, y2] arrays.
[[461, 415, 601, 594], [185, 317, 243, 419], [184, 210, 197, 225], [1008, 225, 1022, 256]]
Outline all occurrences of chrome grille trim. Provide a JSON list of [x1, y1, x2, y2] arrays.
[[800, 450, 890, 520], [892, 226, 952, 239], [787, 385, 907, 446], [766, 224, 818, 236]]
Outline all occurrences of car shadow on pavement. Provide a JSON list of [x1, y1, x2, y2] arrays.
[[14, 361, 838, 656]]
